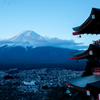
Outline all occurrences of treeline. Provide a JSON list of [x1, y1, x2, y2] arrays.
[[0, 62, 85, 70]]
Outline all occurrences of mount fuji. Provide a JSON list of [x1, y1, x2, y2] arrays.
[[9, 30, 43, 42], [0, 30, 86, 70], [5, 30, 45, 48]]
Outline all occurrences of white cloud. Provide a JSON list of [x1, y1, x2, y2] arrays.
[[0, 37, 88, 50], [43, 37, 87, 49]]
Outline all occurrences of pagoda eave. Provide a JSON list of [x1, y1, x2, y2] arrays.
[[72, 8, 100, 35]]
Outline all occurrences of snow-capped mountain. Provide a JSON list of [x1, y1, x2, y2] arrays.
[[5, 30, 45, 47], [9, 30, 44, 42], [0, 30, 86, 49], [0, 30, 86, 69]]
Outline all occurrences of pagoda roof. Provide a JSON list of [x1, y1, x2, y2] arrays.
[[73, 8, 100, 35], [87, 81, 100, 92], [67, 75, 100, 92], [70, 44, 100, 60]]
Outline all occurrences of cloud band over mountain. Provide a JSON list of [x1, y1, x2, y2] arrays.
[[0, 30, 87, 50]]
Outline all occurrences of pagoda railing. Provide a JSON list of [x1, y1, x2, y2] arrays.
[[93, 68, 100, 75]]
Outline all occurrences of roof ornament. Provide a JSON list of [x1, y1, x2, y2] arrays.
[[92, 14, 95, 19], [89, 50, 93, 55]]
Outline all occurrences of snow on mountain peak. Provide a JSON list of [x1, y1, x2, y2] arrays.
[[0, 30, 45, 48], [9, 30, 43, 42]]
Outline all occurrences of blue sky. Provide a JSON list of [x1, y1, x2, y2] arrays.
[[0, 0, 100, 48]]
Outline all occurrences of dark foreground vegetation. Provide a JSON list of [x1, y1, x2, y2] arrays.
[[0, 82, 38, 100], [0, 82, 90, 100], [47, 86, 90, 100]]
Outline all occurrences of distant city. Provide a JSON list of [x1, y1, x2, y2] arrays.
[[0, 68, 83, 99]]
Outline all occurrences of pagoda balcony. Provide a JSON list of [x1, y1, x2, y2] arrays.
[[93, 68, 100, 75]]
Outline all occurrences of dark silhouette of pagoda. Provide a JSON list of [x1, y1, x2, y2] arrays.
[[67, 8, 100, 100]]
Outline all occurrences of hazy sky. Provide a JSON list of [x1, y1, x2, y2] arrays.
[[0, 0, 100, 46]]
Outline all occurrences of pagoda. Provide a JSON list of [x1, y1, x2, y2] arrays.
[[67, 8, 100, 100]]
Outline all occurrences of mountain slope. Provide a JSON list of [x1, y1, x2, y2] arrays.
[[0, 45, 86, 70], [0, 30, 87, 70], [0, 45, 71, 64]]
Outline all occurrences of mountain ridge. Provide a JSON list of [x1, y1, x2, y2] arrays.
[[0, 45, 86, 70], [0, 30, 87, 70]]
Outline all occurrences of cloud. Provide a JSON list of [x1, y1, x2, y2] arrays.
[[26, 36, 88, 50], [0, 40, 23, 46], [0, 40, 13, 44], [0, 37, 88, 50], [44, 37, 88, 49]]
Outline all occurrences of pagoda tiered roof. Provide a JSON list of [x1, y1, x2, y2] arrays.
[[70, 44, 100, 60], [73, 8, 100, 35], [67, 8, 100, 99], [67, 75, 100, 91], [67, 75, 100, 94]]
